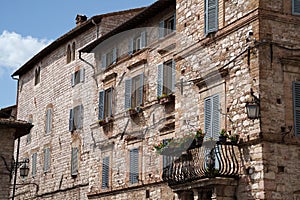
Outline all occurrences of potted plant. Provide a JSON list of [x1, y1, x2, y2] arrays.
[[127, 107, 140, 116], [97, 117, 113, 126], [219, 129, 227, 144], [194, 128, 205, 147], [157, 93, 173, 104], [228, 133, 240, 144]]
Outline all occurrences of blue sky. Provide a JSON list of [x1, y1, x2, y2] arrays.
[[0, 0, 156, 108]]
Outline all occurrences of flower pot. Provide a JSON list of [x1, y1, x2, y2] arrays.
[[219, 135, 227, 144]]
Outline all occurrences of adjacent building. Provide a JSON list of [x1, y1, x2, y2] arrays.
[[12, 0, 300, 199]]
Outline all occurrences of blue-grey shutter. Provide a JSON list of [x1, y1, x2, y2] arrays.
[[159, 21, 165, 38], [173, 13, 176, 31], [79, 68, 85, 83], [71, 73, 75, 87], [32, 153, 37, 177], [78, 105, 83, 129], [102, 156, 110, 188], [129, 148, 139, 184], [98, 90, 105, 120], [128, 38, 134, 55], [109, 87, 113, 117], [162, 139, 170, 169], [139, 73, 144, 106], [71, 147, 78, 176], [204, 97, 212, 139], [44, 148, 50, 172], [125, 79, 132, 110], [293, 82, 300, 136], [141, 31, 147, 48], [171, 60, 176, 92], [293, 0, 300, 14], [46, 108, 52, 133], [101, 54, 107, 68], [205, 0, 218, 34], [112, 48, 117, 64], [69, 109, 74, 132], [157, 64, 163, 97], [212, 94, 220, 140]]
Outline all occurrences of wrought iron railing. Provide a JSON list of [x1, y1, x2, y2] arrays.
[[161, 141, 240, 185]]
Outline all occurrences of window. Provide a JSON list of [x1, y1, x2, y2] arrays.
[[204, 94, 220, 140], [293, 0, 300, 14], [67, 42, 76, 64], [43, 147, 50, 172], [98, 87, 113, 120], [125, 73, 144, 110], [32, 153, 37, 177], [34, 66, 40, 85], [71, 68, 85, 87], [102, 48, 117, 68], [159, 13, 176, 38], [72, 42, 76, 61], [205, 0, 218, 35], [71, 147, 78, 176], [102, 156, 110, 189], [162, 139, 173, 178], [67, 45, 71, 64], [45, 108, 52, 134], [69, 105, 83, 132], [293, 82, 300, 135], [27, 115, 33, 144], [157, 60, 176, 97], [128, 31, 147, 54], [129, 148, 139, 184]]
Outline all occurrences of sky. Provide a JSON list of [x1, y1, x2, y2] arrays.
[[0, 0, 156, 108]]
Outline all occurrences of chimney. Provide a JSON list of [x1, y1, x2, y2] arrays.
[[75, 14, 87, 26]]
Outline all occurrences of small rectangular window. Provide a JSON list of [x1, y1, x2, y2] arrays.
[[124, 74, 144, 110], [159, 13, 176, 38], [293, 0, 300, 14], [32, 153, 37, 177], [71, 147, 78, 176], [102, 156, 110, 189], [293, 82, 300, 135], [69, 105, 83, 132], [43, 147, 50, 172], [129, 148, 139, 184], [102, 48, 117, 68], [71, 68, 85, 87], [34, 67, 40, 85], [128, 31, 147, 55], [98, 88, 113, 120], [45, 108, 52, 134], [157, 60, 176, 97]]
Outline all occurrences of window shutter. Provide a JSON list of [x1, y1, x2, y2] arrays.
[[102, 156, 110, 189], [109, 87, 113, 117], [101, 54, 107, 69], [204, 97, 212, 139], [129, 148, 139, 184], [71, 147, 78, 176], [171, 60, 176, 92], [78, 105, 83, 129], [293, 0, 300, 14], [293, 82, 300, 136], [141, 31, 147, 48], [125, 79, 132, 110], [98, 90, 105, 120], [128, 38, 134, 55], [46, 108, 52, 133], [205, 0, 218, 34], [173, 13, 176, 31], [157, 64, 164, 97], [79, 68, 85, 83], [112, 48, 117, 64], [44, 148, 50, 172], [32, 153, 37, 177], [71, 73, 75, 87], [212, 94, 220, 140], [69, 109, 74, 132], [159, 21, 165, 38], [138, 73, 144, 106]]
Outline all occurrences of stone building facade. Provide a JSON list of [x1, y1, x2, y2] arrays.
[[12, 0, 300, 199]]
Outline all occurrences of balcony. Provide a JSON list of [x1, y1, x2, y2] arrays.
[[161, 140, 240, 186]]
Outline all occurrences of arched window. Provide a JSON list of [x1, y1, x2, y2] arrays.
[[67, 44, 71, 63], [72, 42, 76, 61]]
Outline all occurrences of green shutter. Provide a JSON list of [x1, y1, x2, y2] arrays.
[[71, 147, 78, 176], [157, 64, 164, 97], [129, 148, 139, 184], [293, 0, 300, 14], [293, 82, 300, 136], [69, 109, 74, 132], [125, 79, 132, 110], [159, 21, 165, 38], [204, 97, 212, 139], [32, 153, 37, 177], [205, 0, 218, 34], [98, 90, 105, 120], [102, 156, 110, 188]]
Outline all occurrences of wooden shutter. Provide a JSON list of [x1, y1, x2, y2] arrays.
[[112, 48, 117, 64], [205, 0, 218, 34], [44, 148, 50, 172], [138, 73, 144, 106], [293, 0, 300, 14], [46, 108, 52, 133], [32, 153, 37, 177], [79, 68, 85, 83], [71, 147, 78, 176], [109, 87, 113, 117], [171, 60, 176, 92], [293, 82, 300, 136], [157, 64, 164, 97], [77, 105, 83, 129], [159, 21, 165, 38], [101, 54, 107, 68], [212, 94, 220, 140], [204, 97, 212, 139], [141, 31, 147, 48], [204, 95, 220, 140], [129, 148, 139, 184], [102, 156, 110, 188], [71, 73, 75, 87], [69, 109, 74, 132], [98, 90, 105, 120], [125, 79, 132, 110], [173, 13, 176, 31], [128, 38, 134, 55]]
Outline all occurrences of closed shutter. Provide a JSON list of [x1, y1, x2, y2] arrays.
[[204, 94, 220, 140], [32, 153, 37, 177], [171, 60, 176, 92], [112, 48, 117, 64], [293, 82, 300, 136], [293, 0, 300, 14], [109, 87, 113, 117], [212, 94, 220, 140], [69, 109, 74, 132], [98, 90, 105, 120], [128, 38, 134, 55], [173, 13, 176, 31], [71, 73, 75, 87], [46, 108, 52, 133], [79, 68, 85, 83], [125, 79, 132, 110], [205, 0, 218, 34], [159, 21, 165, 38], [71, 147, 78, 176], [204, 98, 212, 139], [138, 73, 144, 106], [44, 148, 50, 172], [77, 105, 83, 129], [101, 54, 107, 68], [141, 31, 147, 48], [129, 148, 139, 184], [102, 156, 110, 189], [157, 64, 164, 97]]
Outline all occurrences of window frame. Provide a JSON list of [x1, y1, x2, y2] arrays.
[[128, 31, 147, 55], [124, 73, 144, 110], [157, 60, 176, 97], [45, 108, 52, 134], [101, 156, 110, 189], [204, 0, 219, 35], [129, 148, 139, 184], [43, 147, 50, 173], [69, 105, 83, 132], [32, 152, 37, 177], [71, 147, 79, 177], [204, 94, 220, 140], [101, 48, 117, 69], [34, 66, 40, 85], [159, 13, 176, 38], [293, 0, 300, 15], [71, 68, 85, 87], [293, 81, 300, 136], [98, 87, 113, 120]]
